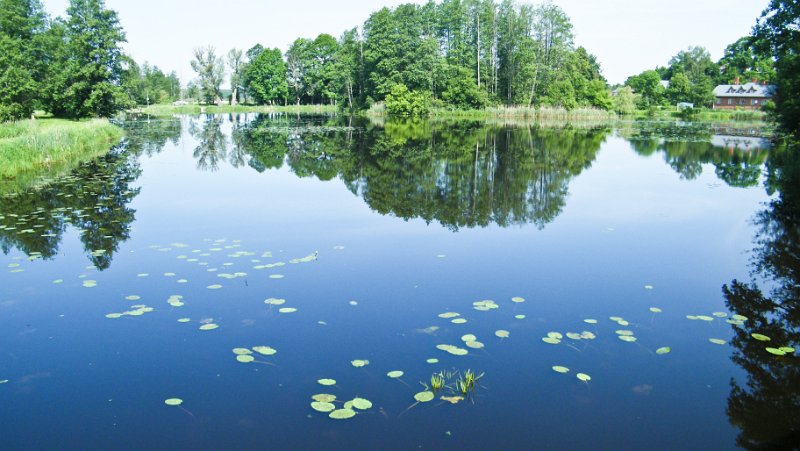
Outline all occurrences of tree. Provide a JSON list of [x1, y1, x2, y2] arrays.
[[719, 36, 776, 84], [385, 83, 430, 116], [625, 70, 665, 107], [190, 46, 224, 104], [227, 48, 244, 105], [0, 0, 47, 121], [307, 34, 339, 105], [285, 38, 312, 105], [754, 0, 800, 135], [612, 86, 637, 115], [46, 0, 130, 118], [666, 72, 692, 105], [244, 47, 287, 105]]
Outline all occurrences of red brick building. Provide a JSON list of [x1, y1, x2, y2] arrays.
[[713, 78, 775, 110]]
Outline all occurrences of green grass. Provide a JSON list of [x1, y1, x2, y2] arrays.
[[0, 118, 123, 193], [135, 103, 338, 115], [431, 105, 620, 121]]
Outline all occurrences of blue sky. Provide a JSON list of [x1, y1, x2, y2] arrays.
[[41, 0, 769, 86]]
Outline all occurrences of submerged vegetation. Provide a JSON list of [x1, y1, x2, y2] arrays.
[[0, 118, 123, 192]]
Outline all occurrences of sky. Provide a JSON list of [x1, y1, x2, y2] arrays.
[[41, 0, 769, 86]]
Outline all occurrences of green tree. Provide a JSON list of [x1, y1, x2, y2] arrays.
[[307, 34, 339, 105], [666, 72, 692, 105], [612, 86, 637, 115], [754, 0, 800, 135], [385, 83, 430, 116], [190, 46, 224, 104], [0, 0, 47, 121], [334, 28, 365, 110], [46, 0, 130, 118], [227, 48, 244, 105], [244, 47, 288, 105], [718, 36, 776, 84], [625, 70, 665, 108], [285, 38, 312, 104]]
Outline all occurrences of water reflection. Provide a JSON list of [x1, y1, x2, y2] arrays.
[[0, 117, 180, 269], [190, 115, 228, 171], [723, 146, 800, 449], [619, 122, 769, 186]]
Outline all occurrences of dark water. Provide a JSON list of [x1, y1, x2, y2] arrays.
[[1, 114, 797, 450]]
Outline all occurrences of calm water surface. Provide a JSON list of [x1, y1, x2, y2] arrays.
[[1, 114, 797, 450]]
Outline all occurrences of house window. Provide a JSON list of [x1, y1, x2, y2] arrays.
[[728, 98, 733, 105], [739, 99, 745, 105], [754, 99, 760, 105]]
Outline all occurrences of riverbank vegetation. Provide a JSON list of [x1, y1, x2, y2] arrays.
[[0, 118, 123, 192]]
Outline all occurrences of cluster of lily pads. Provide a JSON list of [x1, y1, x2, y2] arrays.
[[264, 297, 298, 314], [105, 304, 154, 319], [309, 393, 373, 419], [232, 346, 277, 363]]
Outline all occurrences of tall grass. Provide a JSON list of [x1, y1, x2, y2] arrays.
[[432, 105, 619, 121], [136, 103, 338, 116], [0, 118, 123, 193]]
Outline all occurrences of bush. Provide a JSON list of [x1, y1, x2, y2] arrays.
[[385, 84, 430, 117]]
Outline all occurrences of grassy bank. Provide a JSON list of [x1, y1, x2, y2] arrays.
[[428, 106, 620, 121], [135, 104, 338, 115], [0, 118, 123, 193]]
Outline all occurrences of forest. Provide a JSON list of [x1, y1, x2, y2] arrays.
[[0, 0, 796, 132]]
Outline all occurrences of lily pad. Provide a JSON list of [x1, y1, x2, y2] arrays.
[[232, 348, 253, 355], [766, 347, 786, 356], [511, 296, 525, 303], [451, 318, 467, 324], [252, 346, 277, 356], [584, 319, 598, 324], [552, 366, 570, 373], [311, 402, 336, 413], [351, 359, 369, 368], [105, 313, 122, 319], [656, 347, 671, 355], [751, 333, 771, 342], [576, 373, 591, 382], [709, 338, 727, 345], [236, 355, 255, 363], [426, 358, 439, 364], [515, 314, 526, 319], [414, 391, 435, 402], [618, 335, 637, 342], [317, 379, 336, 386], [278, 307, 297, 313], [649, 307, 662, 313], [438, 312, 460, 319], [207, 284, 222, 290], [311, 394, 336, 403], [779, 346, 795, 353], [351, 398, 372, 410], [164, 398, 183, 406], [387, 371, 404, 378], [465, 341, 484, 349], [177, 318, 191, 323], [542, 337, 561, 344], [461, 334, 477, 342], [199, 324, 219, 331], [495, 330, 510, 338], [329, 409, 356, 420]]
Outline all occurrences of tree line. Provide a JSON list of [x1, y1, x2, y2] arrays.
[[190, 0, 614, 115], [0, 0, 179, 122]]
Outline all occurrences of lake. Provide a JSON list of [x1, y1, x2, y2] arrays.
[[1, 114, 797, 450]]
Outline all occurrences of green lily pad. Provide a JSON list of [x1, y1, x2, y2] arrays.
[[618, 336, 637, 342], [731, 314, 748, 321], [576, 373, 591, 382], [264, 298, 286, 305], [311, 394, 336, 403], [656, 347, 671, 355], [311, 402, 336, 413], [511, 296, 525, 303], [584, 319, 598, 324], [552, 366, 569, 373], [329, 409, 356, 419], [461, 334, 477, 342], [751, 333, 771, 341], [387, 371, 404, 378], [709, 338, 727, 345], [199, 324, 219, 331], [207, 284, 222, 290], [426, 358, 439, 364], [542, 337, 561, 344], [351, 359, 369, 368], [177, 318, 190, 323], [278, 307, 297, 313], [351, 398, 372, 410], [565, 332, 582, 340], [252, 346, 277, 356], [125, 295, 141, 301], [495, 330, 510, 338], [766, 347, 786, 356], [465, 341, 484, 349], [236, 355, 255, 363], [105, 313, 122, 319], [232, 348, 253, 355], [164, 398, 183, 406], [712, 312, 728, 318], [616, 330, 634, 336], [414, 391, 435, 402], [649, 307, 662, 313], [778, 346, 795, 353], [318, 379, 336, 386], [451, 318, 467, 324], [515, 314, 526, 319], [438, 312, 460, 319]]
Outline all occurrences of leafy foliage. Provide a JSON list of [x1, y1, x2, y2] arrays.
[[385, 84, 431, 117]]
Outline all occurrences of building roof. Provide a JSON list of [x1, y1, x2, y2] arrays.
[[713, 82, 775, 98]]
